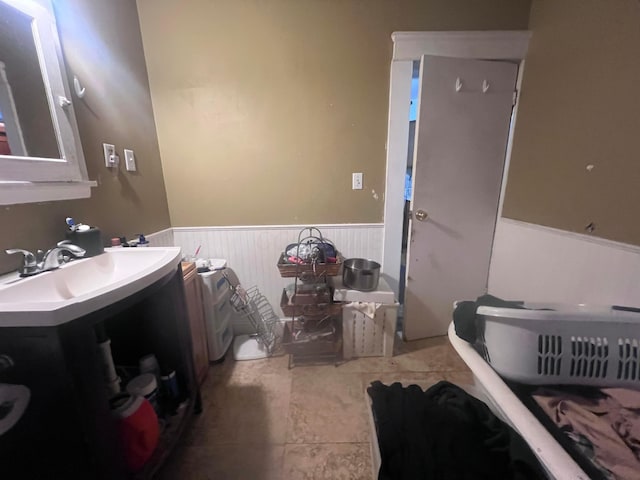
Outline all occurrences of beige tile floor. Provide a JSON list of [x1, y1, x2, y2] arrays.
[[159, 335, 472, 480]]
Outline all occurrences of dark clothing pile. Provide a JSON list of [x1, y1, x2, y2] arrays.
[[453, 294, 525, 345], [367, 380, 545, 480]]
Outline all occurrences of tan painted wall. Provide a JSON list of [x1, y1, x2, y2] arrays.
[[503, 0, 640, 244], [137, 0, 531, 227], [0, 0, 170, 274]]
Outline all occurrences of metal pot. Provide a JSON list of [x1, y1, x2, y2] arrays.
[[342, 258, 381, 292]]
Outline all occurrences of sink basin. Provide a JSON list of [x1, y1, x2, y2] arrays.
[[0, 247, 181, 327], [0, 383, 30, 436]]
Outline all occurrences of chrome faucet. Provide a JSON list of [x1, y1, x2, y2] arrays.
[[40, 241, 86, 270], [6, 241, 86, 277]]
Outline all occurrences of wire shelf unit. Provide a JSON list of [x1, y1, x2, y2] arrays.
[[226, 280, 279, 356]]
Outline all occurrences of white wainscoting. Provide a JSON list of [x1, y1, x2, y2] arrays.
[[489, 218, 640, 306], [172, 224, 385, 317], [146, 228, 174, 247]]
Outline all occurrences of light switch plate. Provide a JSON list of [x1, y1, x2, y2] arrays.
[[124, 149, 136, 172]]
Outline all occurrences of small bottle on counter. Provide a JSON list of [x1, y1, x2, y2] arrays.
[[137, 234, 150, 247]]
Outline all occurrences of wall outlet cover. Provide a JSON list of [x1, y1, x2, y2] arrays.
[[352, 172, 363, 190], [103, 143, 116, 168]]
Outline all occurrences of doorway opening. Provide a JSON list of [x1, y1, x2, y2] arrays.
[[397, 60, 420, 328]]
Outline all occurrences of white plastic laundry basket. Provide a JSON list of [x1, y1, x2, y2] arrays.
[[477, 303, 640, 388], [342, 303, 398, 359]]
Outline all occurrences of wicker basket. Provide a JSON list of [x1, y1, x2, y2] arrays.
[[277, 253, 342, 278], [280, 290, 342, 317]]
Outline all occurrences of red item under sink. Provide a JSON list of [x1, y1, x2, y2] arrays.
[[110, 394, 159, 472]]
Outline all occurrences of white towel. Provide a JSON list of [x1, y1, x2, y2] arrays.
[[349, 301, 382, 319]]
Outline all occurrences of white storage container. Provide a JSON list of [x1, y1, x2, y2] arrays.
[[200, 267, 231, 305], [475, 302, 640, 388], [331, 276, 395, 304], [343, 303, 398, 359], [202, 286, 234, 362], [206, 309, 233, 362], [335, 277, 398, 359], [200, 267, 255, 336]]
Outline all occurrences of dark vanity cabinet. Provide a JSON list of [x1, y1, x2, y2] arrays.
[[0, 266, 200, 479]]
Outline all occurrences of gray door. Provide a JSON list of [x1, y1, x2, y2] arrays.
[[404, 55, 518, 340]]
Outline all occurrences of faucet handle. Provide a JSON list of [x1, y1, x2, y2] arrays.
[[5, 249, 38, 276], [5, 249, 36, 264]]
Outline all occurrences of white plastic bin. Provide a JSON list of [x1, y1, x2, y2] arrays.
[[332, 276, 398, 359], [200, 267, 255, 335], [343, 303, 399, 359], [202, 286, 234, 362], [204, 294, 233, 361], [206, 310, 233, 362], [199, 267, 230, 305], [475, 302, 640, 387]]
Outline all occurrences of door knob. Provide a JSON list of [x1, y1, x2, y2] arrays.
[[415, 209, 428, 222]]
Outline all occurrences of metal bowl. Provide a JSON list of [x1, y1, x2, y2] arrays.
[[342, 258, 381, 291]]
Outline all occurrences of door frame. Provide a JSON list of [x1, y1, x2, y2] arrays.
[[382, 31, 531, 295]]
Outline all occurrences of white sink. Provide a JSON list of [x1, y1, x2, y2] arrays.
[[0, 383, 30, 436], [0, 247, 182, 327]]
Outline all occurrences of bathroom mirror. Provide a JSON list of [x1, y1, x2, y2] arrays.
[[0, 0, 59, 159], [0, 0, 89, 185]]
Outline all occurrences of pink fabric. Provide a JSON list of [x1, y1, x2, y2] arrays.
[[533, 388, 640, 479]]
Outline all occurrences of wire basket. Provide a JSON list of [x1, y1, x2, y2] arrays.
[[282, 318, 341, 356], [227, 282, 279, 356]]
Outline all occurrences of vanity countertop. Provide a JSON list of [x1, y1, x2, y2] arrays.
[[0, 247, 182, 327]]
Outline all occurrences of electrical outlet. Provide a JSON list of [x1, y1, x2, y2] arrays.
[[352, 172, 363, 190], [124, 149, 136, 172], [103, 143, 117, 168]]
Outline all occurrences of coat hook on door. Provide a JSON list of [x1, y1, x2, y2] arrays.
[[58, 96, 72, 108], [455, 77, 462, 92], [482, 80, 490, 93], [73, 75, 86, 98]]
